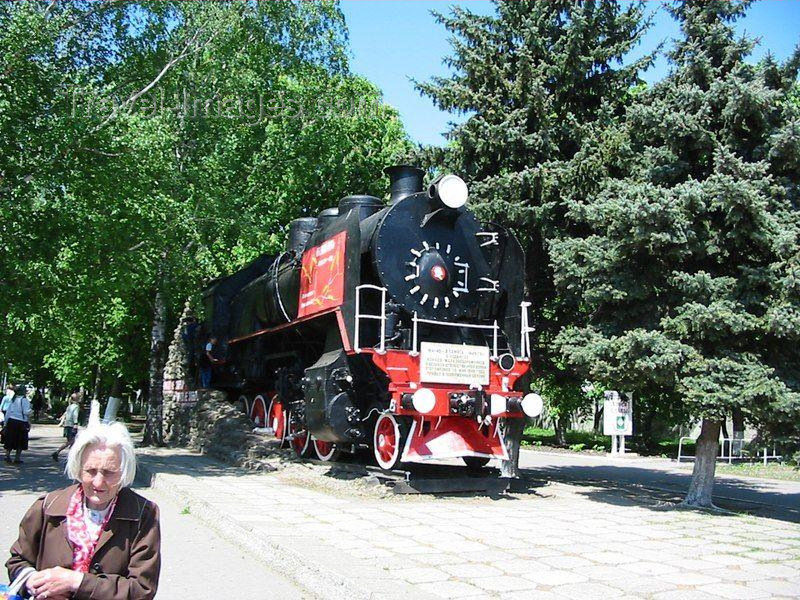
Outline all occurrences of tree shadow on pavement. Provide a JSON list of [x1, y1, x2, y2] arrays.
[[134, 450, 259, 484], [0, 460, 71, 496], [521, 464, 800, 524], [0, 429, 74, 496]]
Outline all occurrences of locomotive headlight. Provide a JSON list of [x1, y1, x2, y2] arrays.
[[429, 174, 468, 209], [412, 388, 437, 413], [490, 394, 507, 416], [498, 353, 516, 372], [521, 393, 544, 418]]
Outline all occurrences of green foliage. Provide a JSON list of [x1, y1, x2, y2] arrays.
[[0, 1, 409, 391], [522, 426, 611, 452], [550, 1, 800, 447], [535, 373, 592, 422], [416, 0, 654, 397], [50, 395, 69, 419]]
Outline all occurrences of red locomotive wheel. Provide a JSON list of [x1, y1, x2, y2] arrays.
[[374, 413, 404, 471], [250, 395, 268, 428], [237, 395, 251, 417], [313, 439, 341, 462], [267, 395, 287, 446], [288, 412, 311, 457]]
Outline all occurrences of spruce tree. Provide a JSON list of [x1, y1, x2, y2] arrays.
[[551, 0, 800, 506], [417, 0, 653, 462]]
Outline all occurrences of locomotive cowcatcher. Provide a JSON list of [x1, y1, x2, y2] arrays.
[[201, 166, 542, 470]]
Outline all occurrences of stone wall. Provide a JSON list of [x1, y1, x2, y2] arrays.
[[163, 302, 197, 445], [161, 302, 295, 469], [187, 390, 295, 471]]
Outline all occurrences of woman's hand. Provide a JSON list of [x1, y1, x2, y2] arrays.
[[27, 566, 83, 599]]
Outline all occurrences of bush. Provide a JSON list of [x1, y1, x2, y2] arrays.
[[50, 396, 68, 418], [523, 426, 612, 452]]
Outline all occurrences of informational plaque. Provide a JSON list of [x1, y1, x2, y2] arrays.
[[603, 391, 633, 436], [420, 342, 489, 386]]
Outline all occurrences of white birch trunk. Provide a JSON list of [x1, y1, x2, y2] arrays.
[[683, 419, 721, 508], [143, 288, 166, 446]]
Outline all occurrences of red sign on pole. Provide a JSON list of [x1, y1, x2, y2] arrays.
[[298, 231, 347, 317]]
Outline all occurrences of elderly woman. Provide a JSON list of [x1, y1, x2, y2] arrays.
[[6, 422, 160, 600]]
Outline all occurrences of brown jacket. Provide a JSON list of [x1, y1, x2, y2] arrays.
[[7, 484, 160, 600]]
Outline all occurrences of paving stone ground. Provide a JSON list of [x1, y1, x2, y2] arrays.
[[136, 447, 800, 600]]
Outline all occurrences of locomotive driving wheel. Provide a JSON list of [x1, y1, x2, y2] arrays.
[[237, 394, 251, 417], [313, 439, 341, 462], [266, 394, 288, 447], [250, 395, 268, 428], [287, 411, 312, 457], [373, 413, 407, 471]]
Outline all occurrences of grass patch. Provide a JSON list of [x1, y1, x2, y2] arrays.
[[700, 462, 800, 482], [522, 427, 702, 458], [522, 426, 611, 453], [656, 439, 695, 458]]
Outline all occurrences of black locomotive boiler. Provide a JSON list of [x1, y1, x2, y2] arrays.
[[202, 166, 542, 469]]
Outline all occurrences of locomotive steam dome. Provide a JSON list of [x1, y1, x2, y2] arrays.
[[372, 168, 492, 320]]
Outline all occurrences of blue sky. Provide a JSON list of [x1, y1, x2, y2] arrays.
[[339, 1, 800, 147]]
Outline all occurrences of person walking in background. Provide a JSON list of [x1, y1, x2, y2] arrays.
[[0, 383, 13, 428], [31, 388, 44, 422], [52, 393, 81, 461], [0, 383, 14, 416], [2, 384, 31, 464], [7, 421, 161, 599]]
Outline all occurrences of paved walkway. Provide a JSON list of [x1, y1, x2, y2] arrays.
[[133, 443, 800, 599], [518, 449, 800, 523]]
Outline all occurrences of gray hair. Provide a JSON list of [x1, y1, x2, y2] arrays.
[[66, 421, 137, 488]]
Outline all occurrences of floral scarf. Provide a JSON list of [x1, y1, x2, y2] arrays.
[[65, 487, 117, 573]]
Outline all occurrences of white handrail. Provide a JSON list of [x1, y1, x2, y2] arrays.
[[356, 286, 510, 359], [520, 301, 534, 359], [677, 436, 692, 463], [720, 437, 746, 464], [411, 312, 500, 358], [354, 284, 387, 353], [677, 436, 782, 465]]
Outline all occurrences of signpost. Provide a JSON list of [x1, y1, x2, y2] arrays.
[[603, 391, 633, 455]]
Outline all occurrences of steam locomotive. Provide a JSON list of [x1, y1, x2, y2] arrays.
[[202, 166, 542, 469]]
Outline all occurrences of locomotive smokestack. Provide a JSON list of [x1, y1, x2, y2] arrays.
[[384, 165, 424, 204]]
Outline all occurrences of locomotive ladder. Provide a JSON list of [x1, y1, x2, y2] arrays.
[[354, 284, 388, 353]]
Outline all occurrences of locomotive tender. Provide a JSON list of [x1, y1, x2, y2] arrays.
[[202, 166, 542, 469]]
